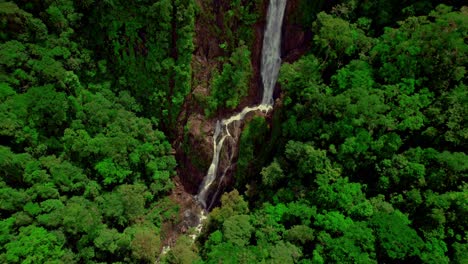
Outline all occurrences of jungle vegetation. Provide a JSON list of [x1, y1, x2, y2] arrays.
[[0, 0, 466, 263]]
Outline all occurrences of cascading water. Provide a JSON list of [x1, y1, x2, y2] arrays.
[[157, 1, 287, 259], [261, 0, 287, 105], [196, 0, 287, 210], [197, 121, 227, 209]]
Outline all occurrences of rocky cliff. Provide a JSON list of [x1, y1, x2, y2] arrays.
[[176, 0, 311, 196]]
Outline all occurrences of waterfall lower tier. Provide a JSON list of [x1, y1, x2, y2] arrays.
[[196, 120, 227, 209], [196, 0, 287, 210], [196, 104, 272, 209]]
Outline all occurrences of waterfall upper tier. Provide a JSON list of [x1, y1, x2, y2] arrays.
[[261, 0, 287, 105]]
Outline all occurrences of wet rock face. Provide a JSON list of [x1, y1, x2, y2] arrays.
[[200, 109, 272, 210], [176, 114, 214, 194], [182, 209, 201, 229], [176, 156, 204, 195], [282, 0, 312, 62], [284, 25, 305, 53]]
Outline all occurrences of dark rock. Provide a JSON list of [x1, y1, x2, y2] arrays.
[[281, 0, 312, 62], [207, 38, 223, 59], [283, 25, 306, 54]]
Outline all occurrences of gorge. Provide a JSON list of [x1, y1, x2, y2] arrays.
[[196, 0, 287, 211]]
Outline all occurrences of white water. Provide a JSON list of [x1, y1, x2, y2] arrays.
[[197, 121, 228, 208], [261, 0, 288, 105], [196, 0, 287, 210]]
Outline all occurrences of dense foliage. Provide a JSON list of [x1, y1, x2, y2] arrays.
[[86, 0, 195, 131], [0, 0, 184, 262], [197, 3, 467, 264], [200, 0, 263, 116], [1, 0, 466, 263], [206, 44, 252, 116]]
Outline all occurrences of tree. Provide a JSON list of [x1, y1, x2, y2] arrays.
[[129, 225, 161, 263], [61, 197, 102, 236], [3, 225, 65, 263], [370, 211, 424, 261], [261, 159, 285, 187], [165, 235, 200, 264], [268, 241, 302, 263], [284, 225, 315, 245], [315, 220, 377, 263], [312, 12, 373, 66], [98, 184, 150, 227], [222, 215, 253, 247], [93, 227, 130, 260], [207, 44, 252, 115], [209, 190, 249, 229]]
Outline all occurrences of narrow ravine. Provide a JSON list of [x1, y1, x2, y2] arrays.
[[197, 0, 287, 211], [158, 2, 287, 260]]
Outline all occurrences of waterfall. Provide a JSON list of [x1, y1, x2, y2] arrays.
[[197, 121, 227, 208], [261, 0, 287, 105], [156, 1, 287, 259], [196, 0, 287, 210]]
